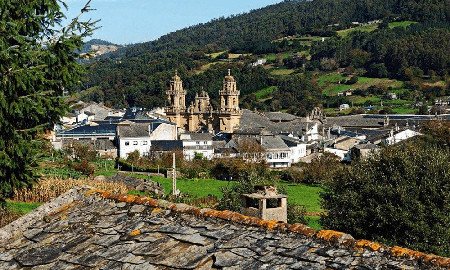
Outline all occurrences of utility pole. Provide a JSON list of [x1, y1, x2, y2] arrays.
[[172, 152, 177, 196]]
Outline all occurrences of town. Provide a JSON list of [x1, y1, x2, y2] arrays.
[[52, 70, 436, 165]]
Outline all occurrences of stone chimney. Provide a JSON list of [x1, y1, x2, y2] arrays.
[[241, 186, 287, 223]]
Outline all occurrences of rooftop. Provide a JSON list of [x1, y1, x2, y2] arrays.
[[0, 187, 448, 269]]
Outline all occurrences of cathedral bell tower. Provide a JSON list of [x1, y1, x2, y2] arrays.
[[218, 69, 242, 132], [165, 71, 187, 128]]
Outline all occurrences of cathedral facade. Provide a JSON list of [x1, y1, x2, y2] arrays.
[[165, 70, 242, 133]]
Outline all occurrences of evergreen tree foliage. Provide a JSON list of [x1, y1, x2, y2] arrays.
[[321, 140, 450, 256], [0, 0, 94, 203]]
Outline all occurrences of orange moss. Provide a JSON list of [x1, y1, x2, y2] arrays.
[[316, 230, 345, 242], [85, 189, 450, 268], [129, 229, 141, 237], [151, 208, 163, 215], [390, 246, 450, 267], [287, 223, 316, 237], [355, 239, 383, 251]]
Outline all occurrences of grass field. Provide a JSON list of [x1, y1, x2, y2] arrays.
[[388, 21, 417, 29], [337, 24, 379, 37], [318, 72, 403, 96], [132, 175, 324, 229], [6, 200, 42, 214], [255, 86, 277, 100], [138, 175, 323, 213], [265, 52, 291, 61], [270, 68, 295, 76]]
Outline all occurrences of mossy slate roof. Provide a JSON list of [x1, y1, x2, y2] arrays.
[[0, 188, 448, 269]]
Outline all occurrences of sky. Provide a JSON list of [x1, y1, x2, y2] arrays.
[[64, 0, 284, 45]]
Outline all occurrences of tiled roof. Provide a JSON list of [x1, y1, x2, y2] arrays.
[[261, 136, 290, 151], [150, 140, 183, 152], [181, 133, 213, 141], [263, 112, 298, 122], [238, 110, 307, 136], [1, 188, 448, 269], [57, 123, 116, 136], [117, 123, 150, 138]]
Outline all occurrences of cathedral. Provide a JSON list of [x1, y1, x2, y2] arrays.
[[165, 70, 242, 133]]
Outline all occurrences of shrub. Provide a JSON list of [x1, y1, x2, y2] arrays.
[[71, 160, 95, 176], [287, 204, 308, 225], [321, 140, 450, 257]]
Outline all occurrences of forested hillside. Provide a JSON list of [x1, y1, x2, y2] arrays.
[[78, 0, 450, 115]]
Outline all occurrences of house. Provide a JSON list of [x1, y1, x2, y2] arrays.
[[251, 58, 267, 67], [325, 136, 362, 161], [339, 104, 350, 111], [77, 102, 114, 121], [116, 120, 177, 158], [76, 111, 94, 124], [180, 133, 214, 160], [387, 92, 397, 100], [385, 128, 422, 145], [60, 113, 77, 126], [280, 135, 307, 163], [0, 187, 444, 269], [116, 121, 151, 158], [351, 143, 380, 160], [149, 140, 183, 158], [260, 136, 291, 168]]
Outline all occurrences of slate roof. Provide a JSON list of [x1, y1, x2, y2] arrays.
[[151, 140, 183, 152], [181, 133, 213, 141], [238, 110, 307, 136], [117, 123, 150, 138], [57, 123, 116, 137], [261, 136, 290, 151], [1, 187, 448, 269], [263, 112, 298, 122]]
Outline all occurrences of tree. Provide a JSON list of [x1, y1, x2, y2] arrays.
[[321, 140, 450, 257], [0, 1, 94, 204]]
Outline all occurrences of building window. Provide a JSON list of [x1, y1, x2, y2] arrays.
[[204, 141, 208, 145], [142, 141, 148, 145], [196, 141, 200, 145], [133, 141, 138, 145], [125, 141, 130, 146]]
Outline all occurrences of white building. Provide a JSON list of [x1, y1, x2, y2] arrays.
[[260, 136, 292, 168], [116, 120, 177, 158], [280, 135, 307, 164], [385, 129, 422, 145], [180, 133, 214, 160], [339, 104, 350, 111]]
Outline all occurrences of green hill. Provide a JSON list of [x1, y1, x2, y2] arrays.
[[78, 0, 450, 115]]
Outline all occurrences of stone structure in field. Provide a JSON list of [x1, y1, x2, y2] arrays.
[[241, 186, 288, 222], [165, 70, 242, 133]]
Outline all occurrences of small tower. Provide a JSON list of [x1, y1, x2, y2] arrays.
[[241, 186, 287, 223], [218, 69, 242, 132], [165, 71, 187, 128]]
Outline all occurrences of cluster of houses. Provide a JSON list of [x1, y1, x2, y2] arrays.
[[50, 101, 448, 168]]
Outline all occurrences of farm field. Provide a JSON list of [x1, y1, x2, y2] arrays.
[[255, 86, 277, 100], [132, 175, 324, 229]]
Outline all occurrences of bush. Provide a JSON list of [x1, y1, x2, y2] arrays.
[[71, 160, 95, 176], [287, 204, 308, 225], [284, 153, 341, 184], [321, 140, 450, 256]]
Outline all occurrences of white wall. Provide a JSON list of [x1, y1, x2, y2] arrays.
[[149, 123, 177, 141], [386, 129, 421, 145], [182, 139, 214, 160], [289, 143, 307, 163], [324, 148, 351, 162], [266, 150, 291, 168], [119, 137, 151, 158]]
